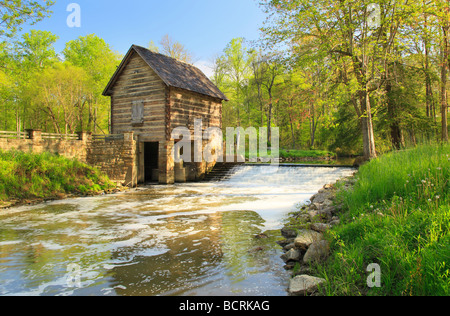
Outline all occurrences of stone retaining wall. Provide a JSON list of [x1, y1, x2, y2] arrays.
[[0, 130, 137, 186], [87, 133, 137, 187]]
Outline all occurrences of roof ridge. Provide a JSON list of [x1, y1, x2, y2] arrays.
[[132, 44, 194, 67], [103, 44, 228, 101]]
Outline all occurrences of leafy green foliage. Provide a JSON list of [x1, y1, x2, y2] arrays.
[[0, 32, 122, 135], [314, 143, 450, 296], [0, 0, 54, 39], [0, 150, 115, 201]]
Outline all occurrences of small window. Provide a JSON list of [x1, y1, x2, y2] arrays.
[[132, 100, 144, 125]]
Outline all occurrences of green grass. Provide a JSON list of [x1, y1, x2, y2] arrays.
[[0, 150, 115, 202], [313, 143, 450, 296]]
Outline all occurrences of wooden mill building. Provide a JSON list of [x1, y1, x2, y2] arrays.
[[102, 45, 228, 185]]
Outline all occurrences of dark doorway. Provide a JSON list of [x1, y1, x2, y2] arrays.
[[144, 142, 159, 182]]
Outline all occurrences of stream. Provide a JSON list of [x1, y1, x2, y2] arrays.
[[0, 165, 354, 296]]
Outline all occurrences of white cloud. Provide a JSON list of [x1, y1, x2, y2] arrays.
[[194, 60, 215, 79]]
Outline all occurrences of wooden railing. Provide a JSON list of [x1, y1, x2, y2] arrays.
[[92, 134, 125, 142], [0, 131, 29, 139], [41, 133, 79, 140], [0, 130, 127, 142]]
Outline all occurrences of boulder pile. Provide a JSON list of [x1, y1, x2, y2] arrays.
[[278, 177, 355, 296]]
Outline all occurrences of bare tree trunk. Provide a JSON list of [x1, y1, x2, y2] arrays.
[[16, 108, 20, 138], [4, 103, 7, 130], [309, 101, 316, 148], [424, 14, 432, 120], [94, 105, 98, 134], [441, 36, 449, 142], [442, 5, 449, 142], [267, 95, 272, 146], [259, 90, 264, 127], [290, 119, 296, 149], [310, 122, 316, 148], [360, 89, 377, 160], [88, 95, 93, 132], [45, 107, 61, 134], [386, 79, 402, 149], [288, 101, 296, 149]]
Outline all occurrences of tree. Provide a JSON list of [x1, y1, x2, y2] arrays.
[[159, 34, 193, 63], [27, 63, 89, 134], [17, 30, 58, 68], [259, 55, 283, 145], [221, 38, 252, 128], [277, 69, 306, 148], [148, 40, 159, 53], [249, 50, 266, 127], [436, 0, 450, 142], [0, 0, 54, 39], [63, 34, 122, 133], [2, 30, 59, 133], [260, 0, 415, 159], [0, 66, 14, 130]]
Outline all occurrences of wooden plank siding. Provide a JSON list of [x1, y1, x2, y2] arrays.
[[103, 45, 227, 185], [169, 87, 222, 133], [110, 51, 166, 141], [109, 52, 223, 143]]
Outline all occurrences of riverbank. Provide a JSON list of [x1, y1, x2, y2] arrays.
[[278, 176, 356, 295], [0, 150, 120, 209], [245, 149, 358, 166], [279, 143, 450, 296]]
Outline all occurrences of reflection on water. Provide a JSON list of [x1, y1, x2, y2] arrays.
[[0, 166, 354, 296]]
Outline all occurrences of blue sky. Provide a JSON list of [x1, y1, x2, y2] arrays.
[[22, 0, 267, 76]]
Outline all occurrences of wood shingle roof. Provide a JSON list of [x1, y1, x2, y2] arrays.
[[103, 45, 228, 101]]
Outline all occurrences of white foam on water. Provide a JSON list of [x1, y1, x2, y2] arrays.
[[0, 165, 354, 296]]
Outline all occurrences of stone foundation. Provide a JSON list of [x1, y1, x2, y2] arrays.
[[0, 130, 137, 187], [0, 130, 220, 187]]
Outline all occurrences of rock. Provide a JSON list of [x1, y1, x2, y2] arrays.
[[296, 213, 310, 223], [281, 248, 302, 263], [312, 191, 334, 204], [303, 240, 330, 264], [294, 230, 323, 250], [283, 242, 296, 251], [329, 219, 341, 227], [308, 210, 319, 221], [277, 238, 295, 248], [289, 275, 327, 296], [311, 223, 331, 233], [321, 198, 335, 208], [317, 206, 336, 220], [292, 265, 312, 277], [281, 227, 298, 239], [254, 233, 269, 239], [309, 202, 320, 210], [284, 262, 296, 270], [0, 201, 14, 209]]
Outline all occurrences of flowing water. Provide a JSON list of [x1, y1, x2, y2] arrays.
[[0, 165, 354, 296]]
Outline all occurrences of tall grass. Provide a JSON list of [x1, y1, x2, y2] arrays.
[[315, 143, 450, 296], [0, 150, 115, 202]]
